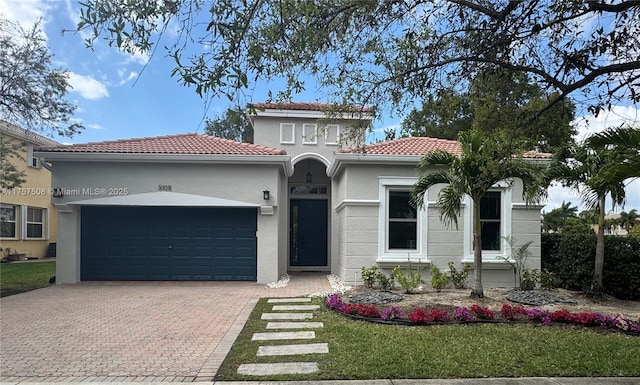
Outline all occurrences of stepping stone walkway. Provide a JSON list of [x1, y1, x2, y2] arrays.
[[237, 297, 328, 376]]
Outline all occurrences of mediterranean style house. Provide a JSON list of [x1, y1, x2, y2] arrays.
[[35, 103, 550, 286], [1, 120, 59, 260]]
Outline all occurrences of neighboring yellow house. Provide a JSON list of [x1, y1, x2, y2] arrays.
[[1, 120, 59, 260]]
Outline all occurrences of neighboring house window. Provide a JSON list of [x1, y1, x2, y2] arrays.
[[388, 190, 417, 250], [26, 207, 44, 239], [302, 124, 317, 145], [27, 144, 40, 168], [377, 178, 427, 262], [325, 124, 340, 145], [1, 204, 17, 238], [280, 123, 295, 144]]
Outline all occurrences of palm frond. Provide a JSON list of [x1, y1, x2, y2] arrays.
[[436, 184, 466, 229], [410, 170, 453, 209]]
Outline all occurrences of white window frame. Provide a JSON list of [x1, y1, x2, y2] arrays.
[[377, 178, 428, 263], [23, 206, 46, 240], [302, 123, 318, 145], [325, 124, 340, 145], [27, 144, 40, 168], [0, 203, 18, 239], [462, 183, 512, 263], [280, 123, 295, 144]]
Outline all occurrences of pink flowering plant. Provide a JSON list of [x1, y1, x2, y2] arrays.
[[381, 305, 404, 320], [325, 294, 640, 335]]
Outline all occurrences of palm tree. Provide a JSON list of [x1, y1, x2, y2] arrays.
[[587, 125, 640, 188], [542, 201, 578, 233], [410, 129, 547, 298], [551, 142, 627, 299], [617, 209, 639, 232]]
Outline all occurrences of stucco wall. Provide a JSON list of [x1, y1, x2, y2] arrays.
[[50, 160, 286, 284], [333, 161, 544, 288], [1, 136, 57, 259], [253, 116, 364, 160]]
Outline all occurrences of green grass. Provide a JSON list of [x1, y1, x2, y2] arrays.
[[0, 261, 56, 297], [215, 297, 640, 381]]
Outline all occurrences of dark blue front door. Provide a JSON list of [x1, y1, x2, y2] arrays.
[[290, 199, 328, 266], [81, 206, 257, 281]]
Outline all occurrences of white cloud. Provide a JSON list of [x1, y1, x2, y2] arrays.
[[117, 69, 139, 85], [573, 105, 639, 143], [68, 72, 109, 100], [0, 0, 49, 28]]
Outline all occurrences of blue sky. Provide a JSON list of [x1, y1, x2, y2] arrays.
[[1, 0, 638, 213]]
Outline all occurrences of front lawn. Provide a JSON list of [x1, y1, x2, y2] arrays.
[[0, 261, 56, 297], [215, 297, 640, 381]]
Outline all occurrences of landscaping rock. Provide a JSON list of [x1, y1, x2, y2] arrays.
[[349, 291, 404, 305], [506, 290, 578, 306]]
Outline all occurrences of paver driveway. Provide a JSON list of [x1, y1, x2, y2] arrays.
[[0, 274, 333, 382]]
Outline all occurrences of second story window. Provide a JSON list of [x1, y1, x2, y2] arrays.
[[27, 144, 40, 168], [280, 123, 295, 144], [325, 124, 340, 145], [302, 124, 317, 145]]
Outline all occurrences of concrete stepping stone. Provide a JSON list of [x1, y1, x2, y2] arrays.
[[272, 304, 320, 311], [252, 331, 315, 341], [266, 321, 324, 329], [257, 343, 329, 356], [267, 297, 312, 303], [261, 312, 313, 320], [237, 362, 319, 375]]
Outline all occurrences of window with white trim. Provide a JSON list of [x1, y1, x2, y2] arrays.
[[1, 204, 17, 238], [26, 207, 44, 239], [463, 187, 512, 261], [280, 123, 295, 144], [479, 191, 501, 250], [325, 124, 340, 145], [388, 191, 417, 250], [377, 178, 428, 262], [302, 124, 317, 145]]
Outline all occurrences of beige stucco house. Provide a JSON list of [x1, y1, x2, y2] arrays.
[[1, 121, 59, 260], [35, 103, 549, 286]]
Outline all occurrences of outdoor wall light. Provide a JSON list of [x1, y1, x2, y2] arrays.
[[263, 189, 270, 200]]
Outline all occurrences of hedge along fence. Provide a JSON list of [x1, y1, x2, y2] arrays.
[[541, 234, 640, 300]]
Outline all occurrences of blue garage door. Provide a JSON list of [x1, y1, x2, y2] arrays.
[[81, 206, 257, 281]]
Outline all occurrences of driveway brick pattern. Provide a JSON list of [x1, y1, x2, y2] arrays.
[[0, 274, 332, 382]]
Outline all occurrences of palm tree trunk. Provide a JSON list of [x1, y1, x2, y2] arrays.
[[592, 195, 606, 300], [470, 200, 484, 298]]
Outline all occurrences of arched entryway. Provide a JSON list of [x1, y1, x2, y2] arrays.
[[288, 155, 330, 270]]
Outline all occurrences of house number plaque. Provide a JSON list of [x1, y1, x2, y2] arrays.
[[158, 184, 172, 191]]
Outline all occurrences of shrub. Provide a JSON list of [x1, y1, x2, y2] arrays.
[[376, 272, 395, 290], [391, 260, 424, 293], [361, 265, 379, 288], [539, 269, 558, 290], [520, 269, 540, 291], [430, 265, 449, 292], [447, 262, 471, 289], [542, 233, 640, 300], [500, 304, 527, 320], [454, 307, 476, 322], [325, 293, 345, 311]]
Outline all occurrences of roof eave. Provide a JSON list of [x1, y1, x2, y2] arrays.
[[327, 153, 422, 177], [35, 152, 294, 177]]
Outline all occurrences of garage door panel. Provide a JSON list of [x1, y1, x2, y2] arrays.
[[81, 206, 256, 281]]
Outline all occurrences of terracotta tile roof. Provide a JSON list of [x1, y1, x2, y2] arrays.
[[37, 133, 287, 155], [338, 137, 462, 156], [338, 136, 552, 158], [251, 102, 373, 113], [0, 120, 60, 146]]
